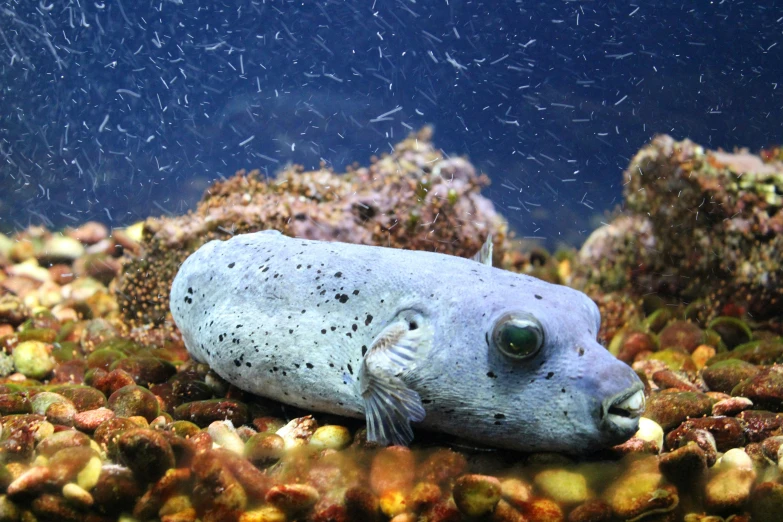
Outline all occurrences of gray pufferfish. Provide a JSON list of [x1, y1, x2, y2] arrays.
[[170, 230, 645, 453]]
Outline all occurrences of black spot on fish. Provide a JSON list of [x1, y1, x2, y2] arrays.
[[535, 294, 542, 300], [187, 287, 193, 294], [361, 345, 367, 356], [347, 363, 353, 375], [578, 347, 585, 356], [487, 371, 497, 379], [321, 329, 327, 334], [306, 362, 314, 369], [546, 372, 555, 379], [296, 264, 302, 269], [494, 413, 505, 419], [228, 262, 235, 268], [336, 294, 349, 303], [352, 324, 358, 332], [219, 334, 224, 342], [365, 314, 373, 326], [353, 290, 359, 295], [334, 272, 342, 278], [246, 362, 252, 368], [236, 324, 243, 328], [233, 359, 240, 367], [262, 266, 270, 272], [330, 326, 336, 331]]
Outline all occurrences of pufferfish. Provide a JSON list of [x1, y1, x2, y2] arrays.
[[170, 230, 645, 453]]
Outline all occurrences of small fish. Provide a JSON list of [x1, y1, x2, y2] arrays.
[[170, 230, 645, 453]]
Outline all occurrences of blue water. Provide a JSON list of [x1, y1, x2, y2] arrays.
[[1, 1, 780, 246]]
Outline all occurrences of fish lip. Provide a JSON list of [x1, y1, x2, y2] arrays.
[[602, 383, 646, 432]]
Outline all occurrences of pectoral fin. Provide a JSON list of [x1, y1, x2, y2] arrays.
[[358, 313, 428, 446], [471, 234, 493, 266]]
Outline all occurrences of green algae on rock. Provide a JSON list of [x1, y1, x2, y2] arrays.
[[574, 134, 783, 334], [115, 128, 512, 327]]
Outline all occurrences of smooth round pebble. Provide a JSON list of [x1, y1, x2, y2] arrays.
[[12, 341, 55, 379]]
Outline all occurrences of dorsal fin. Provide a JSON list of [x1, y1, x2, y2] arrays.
[[471, 234, 493, 266]]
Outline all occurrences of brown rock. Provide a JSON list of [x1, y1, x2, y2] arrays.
[[92, 464, 143, 514], [192, 450, 248, 514], [52, 385, 108, 412], [737, 410, 783, 442], [48, 446, 97, 485], [36, 429, 91, 457], [108, 384, 160, 422], [704, 468, 755, 513], [659, 442, 707, 483], [567, 499, 612, 522], [750, 481, 783, 522], [110, 356, 176, 387], [643, 391, 713, 430], [452, 474, 501, 518], [113, 428, 176, 483], [659, 320, 704, 353], [732, 365, 783, 411], [266, 484, 320, 515], [665, 416, 745, 452], [704, 360, 764, 394], [417, 449, 467, 486], [6, 466, 51, 497], [73, 407, 115, 432], [652, 369, 701, 392], [173, 398, 249, 427], [370, 446, 416, 495], [712, 396, 753, 416]]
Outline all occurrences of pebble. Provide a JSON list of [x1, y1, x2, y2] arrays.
[[173, 398, 249, 427], [62, 482, 94, 507], [275, 415, 317, 449], [113, 428, 176, 483], [309, 425, 351, 450], [635, 417, 664, 450], [643, 391, 713, 430], [603, 458, 679, 520], [244, 432, 285, 466], [12, 340, 55, 379], [452, 474, 502, 517], [732, 366, 783, 411], [533, 468, 591, 505], [73, 407, 115, 432], [192, 450, 248, 514], [370, 446, 415, 495], [702, 360, 761, 394], [207, 420, 245, 455], [108, 384, 161, 422], [704, 468, 756, 512], [6, 466, 51, 496], [712, 396, 753, 416]]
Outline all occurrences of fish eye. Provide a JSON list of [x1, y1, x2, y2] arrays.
[[492, 313, 544, 360]]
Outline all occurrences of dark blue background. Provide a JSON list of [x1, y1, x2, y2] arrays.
[[1, 1, 780, 247]]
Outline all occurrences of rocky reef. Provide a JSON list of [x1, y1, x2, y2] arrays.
[[115, 127, 511, 327], [575, 134, 783, 336], [1, 131, 783, 521]]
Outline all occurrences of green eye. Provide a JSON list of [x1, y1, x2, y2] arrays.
[[492, 314, 544, 360]]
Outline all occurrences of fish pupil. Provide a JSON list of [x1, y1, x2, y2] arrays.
[[500, 325, 539, 357]]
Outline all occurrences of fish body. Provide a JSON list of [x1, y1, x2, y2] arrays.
[[170, 230, 644, 453]]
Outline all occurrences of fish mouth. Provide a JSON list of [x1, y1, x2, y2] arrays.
[[602, 384, 646, 431]]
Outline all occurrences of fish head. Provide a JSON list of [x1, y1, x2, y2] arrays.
[[425, 273, 645, 453]]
